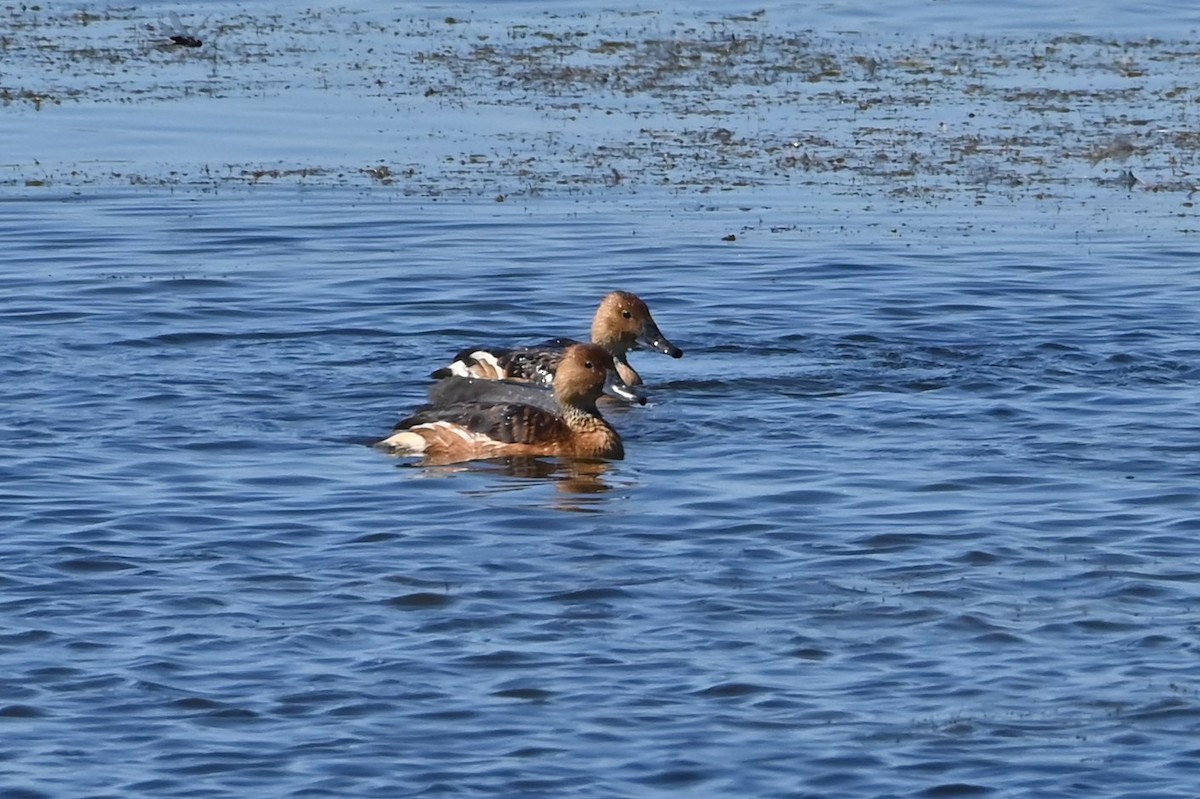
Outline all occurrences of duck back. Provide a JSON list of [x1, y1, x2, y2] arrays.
[[427, 375, 559, 413]]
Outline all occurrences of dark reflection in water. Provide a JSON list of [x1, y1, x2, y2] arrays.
[[399, 456, 620, 511]]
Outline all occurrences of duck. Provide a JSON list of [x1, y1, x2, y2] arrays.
[[432, 291, 683, 389], [426, 368, 647, 410], [378, 343, 638, 464]]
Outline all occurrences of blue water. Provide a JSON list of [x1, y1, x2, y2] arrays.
[[5, 2, 1200, 798]]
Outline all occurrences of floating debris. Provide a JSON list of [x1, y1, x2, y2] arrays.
[[3, 5, 1200, 201], [363, 165, 394, 184]]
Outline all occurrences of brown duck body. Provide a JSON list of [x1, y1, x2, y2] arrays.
[[432, 291, 682, 389], [379, 344, 632, 464]]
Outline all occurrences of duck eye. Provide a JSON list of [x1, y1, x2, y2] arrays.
[[622, 310, 632, 319], [584, 360, 594, 369]]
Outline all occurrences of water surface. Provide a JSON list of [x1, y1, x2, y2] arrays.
[[3, 2, 1200, 797]]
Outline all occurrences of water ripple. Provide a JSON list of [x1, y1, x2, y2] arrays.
[[4, 51, 1200, 799]]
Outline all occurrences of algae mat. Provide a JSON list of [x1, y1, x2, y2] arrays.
[[3, 4, 1197, 207]]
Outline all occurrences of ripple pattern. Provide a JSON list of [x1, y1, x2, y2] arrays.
[[5, 5, 1200, 794]]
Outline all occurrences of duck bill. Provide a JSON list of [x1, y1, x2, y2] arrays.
[[635, 320, 683, 359], [603, 369, 647, 405]]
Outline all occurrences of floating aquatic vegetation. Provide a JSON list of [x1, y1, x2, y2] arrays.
[[3, 5, 1200, 200]]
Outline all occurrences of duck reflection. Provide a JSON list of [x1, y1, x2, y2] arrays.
[[508, 456, 612, 496], [403, 456, 620, 510]]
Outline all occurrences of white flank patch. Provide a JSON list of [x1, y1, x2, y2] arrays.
[[377, 430, 428, 453], [471, 351, 502, 376], [446, 424, 477, 443], [425, 421, 493, 446], [378, 421, 499, 457]]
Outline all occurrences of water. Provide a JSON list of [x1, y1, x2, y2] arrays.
[[4, 2, 1200, 798]]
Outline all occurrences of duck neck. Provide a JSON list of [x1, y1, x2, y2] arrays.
[[560, 399, 603, 427], [614, 358, 641, 387], [559, 399, 622, 458], [591, 339, 640, 386]]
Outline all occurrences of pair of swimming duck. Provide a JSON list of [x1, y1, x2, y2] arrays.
[[377, 291, 683, 464]]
